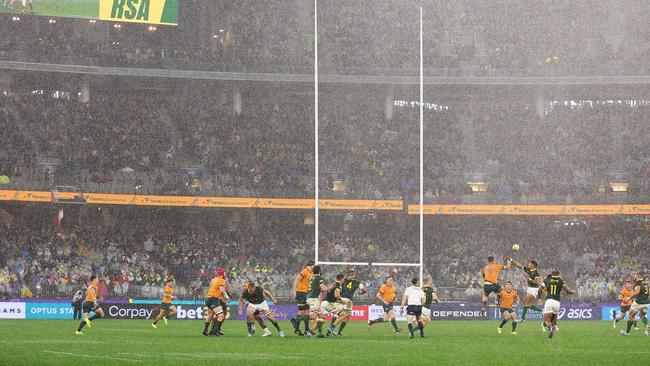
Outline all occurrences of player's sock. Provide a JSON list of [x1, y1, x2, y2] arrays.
[[153, 319, 159, 325], [531, 305, 543, 312], [88, 314, 100, 321], [246, 321, 254, 334], [642, 318, 648, 327], [512, 321, 517, 332], [214, 320, 223, 332], [330, 316, 337, 327], [521, 306, 529, 320], [417, 321, 424, 336], [316, 321, 323, 335], [338, 321, 347, 333], [302, 314, 310, 332], [270, 320, 281, 331], [77, 321, 86, 332], [626, 320, 634, 333], [499, 319, 508, 328], [369, 318, 384, 325], [407, 323, 414, 335], [390, 318, 398, 331], [203, 322, 210, 333]]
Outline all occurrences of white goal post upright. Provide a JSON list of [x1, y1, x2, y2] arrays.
[[418, 7, 424, 285], [314, 0, 320, 265], [313, 3, 425, 281]]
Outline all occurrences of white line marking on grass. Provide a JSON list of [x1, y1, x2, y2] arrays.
[[117, 352, 304, 360], [0, 340, 107, 345], [44, 351, 144, 363]]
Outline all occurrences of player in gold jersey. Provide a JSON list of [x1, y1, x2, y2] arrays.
[[203, 268, 230, 336], [290, 260, 314, 336], [368, 276, 401, 333], [152, 278, 176, 329], [75, 275, 104, 335]]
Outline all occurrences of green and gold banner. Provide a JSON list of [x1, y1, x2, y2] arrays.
[[1, 0, 178, 25]]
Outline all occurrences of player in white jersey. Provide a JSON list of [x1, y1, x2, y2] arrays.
[[400, 277, 425, 339]]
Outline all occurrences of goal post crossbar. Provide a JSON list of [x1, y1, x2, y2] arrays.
[[318, 261, 420, 267]]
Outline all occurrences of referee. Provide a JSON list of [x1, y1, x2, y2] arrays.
[[400, 278, 425, 339]]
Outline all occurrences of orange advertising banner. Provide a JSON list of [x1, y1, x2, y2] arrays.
[[0, 190, 402, 211], [407, 204, 650, 216]]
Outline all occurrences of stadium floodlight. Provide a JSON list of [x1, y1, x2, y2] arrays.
[[608, 172, 629, 192], [464, 172, 489, 192]]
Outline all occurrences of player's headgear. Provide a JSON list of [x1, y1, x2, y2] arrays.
[[487, 256, 495, 262], [551, 269, 560, 276], [306, 260, 315, 267], [529, 260, 538, 268], [216, 268, 226, 277]]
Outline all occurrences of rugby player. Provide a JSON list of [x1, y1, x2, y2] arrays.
[[612, 280, 637, 330], [203, 268, 229, 336], [481, 256, 512, 317], [496, 281, 519, 335], [238, 280, 285, 337], [510, 259, 543, 322], [368, 276, 401, 333], [540, 269, 575, 342], [75, 275, 104, 335], [290, 260, 314, 336], [620, 273, 650, 336], [152, 278, 176, 328]]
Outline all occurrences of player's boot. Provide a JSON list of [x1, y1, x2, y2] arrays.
[[84, 318, 91, 329], [367, 320, 372, 331], [408, 331, 414, 339], [497, 327, 502, 334], [304, 330, 313, 337], [644, 327, 649, 336], [279, 330, 286, 337], [75, 331, 83, 336], [620, 330, 630, 336], [163, 317, 168, 326], [511, 331, 517, 335], [634, 326, 640, 331], [247, 333, 252, 337], [541, 322, 547, 332], [262, 328, 272, 337], [151, 323, 157, 329], [202, 330, 209, 336], [395, 328, 402, 334], [316, 334, 325, 338], [327, 325, 339, 337]]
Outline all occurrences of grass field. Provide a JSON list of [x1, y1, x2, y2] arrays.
[[0, 320, 648, 365]]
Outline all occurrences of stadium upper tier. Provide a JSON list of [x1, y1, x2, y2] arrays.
[[2, 1, 650, 77], [0, 76, 648, 204]]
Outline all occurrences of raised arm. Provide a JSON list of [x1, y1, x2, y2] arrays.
[[510, 259, 523, 269], [562, 283, 575, 295], [263, 289, 277, 304]]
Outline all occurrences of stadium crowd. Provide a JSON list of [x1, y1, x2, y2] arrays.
[[1, 205, 647, 303], [2, 82, 649, 204], [2, 1, 650, 76]]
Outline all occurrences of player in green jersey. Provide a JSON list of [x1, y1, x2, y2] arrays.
[[420, 276, 441, 329], [620, 273, 650, 337], [510, 259, 543, 322], [328, 269, 368, 335], [306, 265, 327, 338], [238, 280, 285, 337], [539, 269, 575, 342], [322, 274, 346, 337]]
